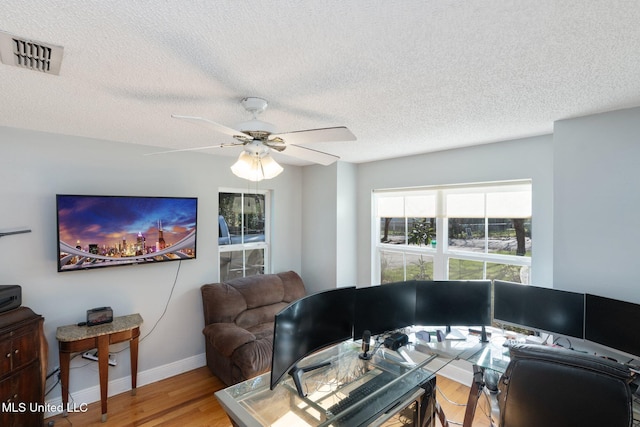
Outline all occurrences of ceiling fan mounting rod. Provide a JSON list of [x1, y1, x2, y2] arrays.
[[241, 97, 268, 118]]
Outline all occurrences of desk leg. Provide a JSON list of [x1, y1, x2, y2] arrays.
[[59, 350, 70, 417], [420, 377, 438, 427], [462, 365, 484, 427], [97, 335, 109, 422], [130, 331, 139, 396], [435, 402, 449, 427]]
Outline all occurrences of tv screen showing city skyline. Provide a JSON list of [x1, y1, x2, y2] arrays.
[[56, 194, 197, 272]]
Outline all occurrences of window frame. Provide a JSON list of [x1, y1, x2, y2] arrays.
[[373, 180, 532, 284], [218, 188, 271, 281]]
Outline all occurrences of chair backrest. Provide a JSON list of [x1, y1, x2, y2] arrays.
[[200, 271, 306, 327], [497, 344, 633, 427]]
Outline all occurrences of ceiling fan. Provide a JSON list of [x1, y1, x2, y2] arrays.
[[151, 97, 356, 181]]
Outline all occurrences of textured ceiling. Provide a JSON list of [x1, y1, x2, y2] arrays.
[[1, 1, 640, 166]]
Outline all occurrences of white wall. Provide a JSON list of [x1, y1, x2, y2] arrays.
[[355, 136, 555, 287], [336, 162, 358, 287], [0, 126, 303, 400], [301, 163, 337, 293], [301, 162, 359, 293], [553, 107, 640, 302]]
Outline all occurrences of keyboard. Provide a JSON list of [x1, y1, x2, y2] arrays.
[[327, 371, 396, 418]]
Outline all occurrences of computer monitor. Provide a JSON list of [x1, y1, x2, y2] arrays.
[[585, 294, 640, 358], [270, 287, 355, 397], [353, 281, 416, 338], [415, 280, 492, 339], [493, 280, 585, 339]]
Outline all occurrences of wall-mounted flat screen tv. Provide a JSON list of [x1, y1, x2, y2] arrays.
[[56, 195, 197, 272]]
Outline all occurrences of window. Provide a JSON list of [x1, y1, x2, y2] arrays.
[[218, 190, 270, 281], [374, 181, 532, 284]]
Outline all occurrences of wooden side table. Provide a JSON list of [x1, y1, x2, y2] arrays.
[[56, 313, 143, 422]]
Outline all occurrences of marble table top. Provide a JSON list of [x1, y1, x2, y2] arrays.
[[56, 313, 143, 342]]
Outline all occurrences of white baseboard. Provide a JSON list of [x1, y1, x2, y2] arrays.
[[44, 352, 206, 418]]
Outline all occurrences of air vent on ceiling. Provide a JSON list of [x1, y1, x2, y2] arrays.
[[0, 30, 63, 75]]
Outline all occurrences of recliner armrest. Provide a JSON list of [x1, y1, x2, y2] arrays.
[[203, 323, 256, 358]]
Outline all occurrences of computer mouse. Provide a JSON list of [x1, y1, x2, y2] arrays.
[[484, 370, 500, 393]]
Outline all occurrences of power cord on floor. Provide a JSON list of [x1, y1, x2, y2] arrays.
[[45, 367, 61, 397], [435, 385, 466, 426], [435, 385, 466, 406], [45, 353, 94, 398]]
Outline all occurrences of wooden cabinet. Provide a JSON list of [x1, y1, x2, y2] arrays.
[[0, 307, 46, 427]]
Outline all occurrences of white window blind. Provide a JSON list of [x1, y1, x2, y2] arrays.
[[445, 184, 532, 218], [405, 195, 436, 217], [486, 190, 531, 218], [445, 193, 485, 218], [376, 194, 436, 218], [377, 196, 404, 218], [376, 182, 531, 219]]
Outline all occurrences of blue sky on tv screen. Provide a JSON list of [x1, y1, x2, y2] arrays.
[[57, 195, 197, 248]]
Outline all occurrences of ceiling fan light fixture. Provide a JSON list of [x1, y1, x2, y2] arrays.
[[259, 153, 284, 178], [231, 151, 283, 182]]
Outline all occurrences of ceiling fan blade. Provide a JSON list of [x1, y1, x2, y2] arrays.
[[270, 126, 356, 145], [280, 144, 340, 166], [144, 144, 236, 155], [171, 114, 253, 140]]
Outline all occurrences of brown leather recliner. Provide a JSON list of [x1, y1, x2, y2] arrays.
[[201, 271, 306, 386]]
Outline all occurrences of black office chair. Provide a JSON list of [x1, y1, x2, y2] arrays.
[[494, 344, 634, 427]]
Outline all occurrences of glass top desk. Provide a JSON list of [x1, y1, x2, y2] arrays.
[[467, 336, 511, 373], [215, 334, 485, 427]]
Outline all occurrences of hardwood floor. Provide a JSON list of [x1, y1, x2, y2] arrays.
[[44, 367, 230, 427], [44, 367, 492, 427]]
